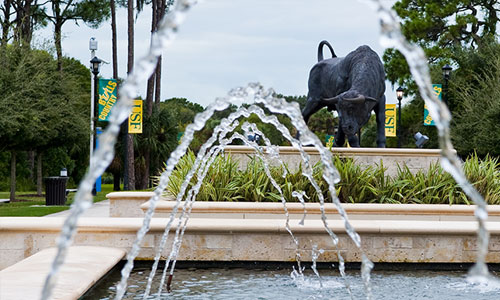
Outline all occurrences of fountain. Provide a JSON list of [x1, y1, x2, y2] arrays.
[[2, 0, 494, 299]]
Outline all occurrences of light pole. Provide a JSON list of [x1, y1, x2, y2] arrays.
[[442, 64, 452, 109], [90, 56, 102, 195], [396, 87, 404, 148], [89, 38, 97, 169]]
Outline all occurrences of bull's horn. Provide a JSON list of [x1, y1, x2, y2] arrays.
[[322, 95, 340, 104], [343, 95, 366, 104], [365, 96, 378, 102]]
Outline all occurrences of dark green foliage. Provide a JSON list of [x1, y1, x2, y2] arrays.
[[164, 152, 500, 205], [160, 98, 204, 131], [0, 45, 90, 190], [306, 108, 336, 145], [384, 0, 499, 90], [451, 42, 500, 157], [361, 99, 439, 149], [134, 105, 179, 188]]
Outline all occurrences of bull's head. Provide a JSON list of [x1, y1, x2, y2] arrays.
[[323, 91, 377, 136]]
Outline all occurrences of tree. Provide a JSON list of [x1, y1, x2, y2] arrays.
[[1, 0, 47, 48], [124, 0, 135, 190], [451, 42, 500, 157], [134, 105, 178, 189], [42, 0, 110, 71], [384, 0, 500, 90], [0, 45, 89, 200], [110, 0, 117, 80]]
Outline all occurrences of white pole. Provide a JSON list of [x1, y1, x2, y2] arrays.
[[89, 38, 97, 170]]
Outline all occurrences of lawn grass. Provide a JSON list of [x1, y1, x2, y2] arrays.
[[0, 184, 117, 217]]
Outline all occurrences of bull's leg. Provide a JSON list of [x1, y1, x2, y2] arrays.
[[334, 127, 345, 147], [347, 134, 360, 147], [301, 97, 322, 124], [375, 95, 386, 148]]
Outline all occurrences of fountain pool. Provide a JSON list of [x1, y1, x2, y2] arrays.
[[84, 266, 500, 300]]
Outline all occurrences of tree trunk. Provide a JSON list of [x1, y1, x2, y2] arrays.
[[112, 170, 121, 191], [154, 57, 162, 105], [54, 21, 63, 71], [20, 0, 32, 47], [51, 0, 63, 71], [154, 0, 166, 106], [126, 134, 135, 190], [126, 0, 135, 190], [111, 0, 118, 79], [135, 152, 149, 190], [36, 151, 42, 196], [28, 150, 35, 182], [145, 75, 155, 116], [127, 0, 134, 74], [145, 0, 156, 116], [110, 0, 121, 190], [1, 0, 12, 47], [9, 151, 16, 202]]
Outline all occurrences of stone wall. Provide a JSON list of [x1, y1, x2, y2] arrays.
[[2, 216, 500, 270], [224, 146, 444, 177]]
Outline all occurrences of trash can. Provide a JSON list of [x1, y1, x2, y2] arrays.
[[45, 176, 69, 206]]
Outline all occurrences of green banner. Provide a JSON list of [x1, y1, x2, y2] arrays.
[[424, 84, 442, 126], [98, 78, 118, 121]]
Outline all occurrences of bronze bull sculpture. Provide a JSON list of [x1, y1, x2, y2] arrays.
[[302, 41, 386, 147]]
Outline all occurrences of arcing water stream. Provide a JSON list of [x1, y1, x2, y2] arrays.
[[367, 0, 493, 283], [41, 0, 496, 299]]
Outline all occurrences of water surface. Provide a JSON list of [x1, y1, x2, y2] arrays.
[[85, 267, 500, 299]]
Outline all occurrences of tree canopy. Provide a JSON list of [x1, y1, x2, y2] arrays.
[[384, 0, 500, 90]]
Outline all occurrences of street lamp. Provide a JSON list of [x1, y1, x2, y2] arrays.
[[442, 64, 452, 108], [396, 87, 404, 148], [90, 56, 102, 195]]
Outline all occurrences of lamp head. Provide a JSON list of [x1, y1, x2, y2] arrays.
[[442, 64, 452, 79], [90, 56, 102, 76], [396, 87, 404, 101]]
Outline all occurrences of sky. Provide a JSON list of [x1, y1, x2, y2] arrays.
[[37, 0, 399, 108]]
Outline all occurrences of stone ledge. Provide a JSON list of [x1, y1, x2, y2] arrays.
[[224, 145, 444, 157], [0, 217, 497, 234], [0, 246, 125, 300], [107, 192, 173, 217], [142, 200, 500, 216]]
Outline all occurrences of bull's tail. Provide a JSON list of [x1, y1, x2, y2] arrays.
[[317, 40, 336, 62]]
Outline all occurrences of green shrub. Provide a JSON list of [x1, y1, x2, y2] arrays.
[[162, 150, 500, 205]]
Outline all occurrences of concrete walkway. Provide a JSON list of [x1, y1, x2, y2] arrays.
[[0, 246, 125, 300], [44, 200, 110, 218]]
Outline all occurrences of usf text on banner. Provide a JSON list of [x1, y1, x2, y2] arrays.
[[424, 84, 442, 126], [98, 79, 118, 121], [129, 100, 143, 134], [385, 104, 397, 137]]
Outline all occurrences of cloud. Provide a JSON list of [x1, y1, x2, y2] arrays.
[[36, 0, 399, 107]]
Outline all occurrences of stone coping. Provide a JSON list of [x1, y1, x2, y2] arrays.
[[0, 246, 125, 300], [141, 200, 500, 216], [224, 145, 444, 157], [1, 217, 499, 235], [107, 191, 155, 199]]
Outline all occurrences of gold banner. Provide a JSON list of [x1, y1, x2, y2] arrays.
[[128, 100, 143, 134], [385, 104, 397, 137]]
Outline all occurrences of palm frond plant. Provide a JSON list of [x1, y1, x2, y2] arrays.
[[333, 156, 377, 203], [463, 153, 500, 205], [159, 150, 500, 205]]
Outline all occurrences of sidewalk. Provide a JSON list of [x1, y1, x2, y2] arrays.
[[44, 200, 110, 218]]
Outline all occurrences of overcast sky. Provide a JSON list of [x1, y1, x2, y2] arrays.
[[38, 0, 399, 108]]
